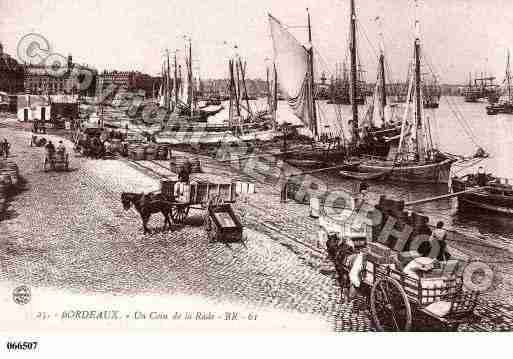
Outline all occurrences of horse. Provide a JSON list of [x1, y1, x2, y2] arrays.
[[121, 192, 174, 234]]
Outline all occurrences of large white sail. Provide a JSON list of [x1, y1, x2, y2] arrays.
[[268, 14, 314, 131]]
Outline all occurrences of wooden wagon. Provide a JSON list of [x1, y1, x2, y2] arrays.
[[43, 151, 69, 172], [158, 178, 234, 216], [331, 237, 480, 331]]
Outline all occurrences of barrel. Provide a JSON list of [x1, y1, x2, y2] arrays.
[[145, 145, 157, 161], [111, 139, 122, 153], [157, 145, 168, 160], [127, 144, 137, 160], [135, 146, 145, 161], [3, 162, 19, 185], [120, 142, 129, 157], [170, 156, 189, 173], [5, 169, 18, 186], [0, 173, 12, 191], [189, 157, 201, 173]]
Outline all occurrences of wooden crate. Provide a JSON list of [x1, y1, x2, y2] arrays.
[[189, 181, 236, 205]]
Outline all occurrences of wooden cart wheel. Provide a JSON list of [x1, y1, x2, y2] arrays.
[[370, 277, 412, 332], [171, 204, 190, 223]]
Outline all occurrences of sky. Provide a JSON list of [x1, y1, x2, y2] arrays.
[[1, 0, 513, 83]]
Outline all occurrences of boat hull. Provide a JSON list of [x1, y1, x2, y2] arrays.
[[486, 103, 513, 115], [238, 130, 281, 142], [452, 178, 513, 216], [279, 148, 347, 169], [358, 158, 454, 183], [339, 170, 387, 180]]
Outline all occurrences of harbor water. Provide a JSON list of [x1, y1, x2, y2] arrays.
[[98, 95, 513, 294], [219, 96, 513, 301]]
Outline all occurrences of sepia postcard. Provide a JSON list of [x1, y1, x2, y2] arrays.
[[1, 0, 513, 354]]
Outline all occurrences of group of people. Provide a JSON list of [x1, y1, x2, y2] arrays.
[[73, 126, 129, 159], [0, 138, 10, 159], [45, 140, 66, 160]]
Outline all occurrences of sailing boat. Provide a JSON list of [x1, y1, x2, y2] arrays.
[[451, 169, 513, 216], [353, 12, 455, 184], [486, 50, 513, 115], [356, 17, 403, 159], [159, 42, 224, 123], [268, 11, 348, 168], [464, 72, 499, 104], [226, 55, 279, 142]]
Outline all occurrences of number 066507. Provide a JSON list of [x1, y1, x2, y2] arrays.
[[6, 341, 38, 350]]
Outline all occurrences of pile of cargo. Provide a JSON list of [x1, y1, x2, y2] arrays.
[[0, 160, 19, 217], [169, 156, 201, 173], [127, 143, 171, 161]]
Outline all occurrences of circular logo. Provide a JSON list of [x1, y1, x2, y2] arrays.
[[13, 285, 31, 305]]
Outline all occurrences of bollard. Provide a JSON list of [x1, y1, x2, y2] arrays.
[[310, 197, 320, 218]]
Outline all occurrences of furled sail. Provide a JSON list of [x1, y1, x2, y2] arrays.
[[158, 83, 165, 107], [268, 14, 314, 132]]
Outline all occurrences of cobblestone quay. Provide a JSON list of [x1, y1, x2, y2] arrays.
[[0, 122, 373, 331], [2, 117, 513, 331]]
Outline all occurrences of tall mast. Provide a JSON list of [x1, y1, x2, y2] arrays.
[[414, 27, 422, 129], [273, 64, 278, 126], [161, 62, 165, 105], [266, 64, 271, 109], [414, 0, 425, 160], [507, 50, 511, 102], [188, 38, 194, 113], [350, 0, 358, 142], [239, 58, 253, 118], [232, 50, 241, 117], [307, 8, 318, 137], [174, 50, 178, 107], [377, 18, 387, 108], [166, 49, 171, 111], [228, 59, 235, 127]]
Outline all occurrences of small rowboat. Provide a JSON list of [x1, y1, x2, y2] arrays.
[[339, 170, 388, 180]]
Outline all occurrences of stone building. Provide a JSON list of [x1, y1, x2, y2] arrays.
[[97, 70, 160, 97], [0, 42, 25, 94], [24, 54, 97, 97]]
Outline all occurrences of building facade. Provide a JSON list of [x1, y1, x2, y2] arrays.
[[17, 94, 51, 122], [0, 43, 25, 94], [97, 70, 160, 97], [24, 55, 97, 97]]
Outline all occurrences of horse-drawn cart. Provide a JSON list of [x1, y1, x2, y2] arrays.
[[159, 179, 236, 221], [43, 151, 69, 172], [330, 237, 480, 331], [160, 179, 243, 243], [122, 179, 243, 241]]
